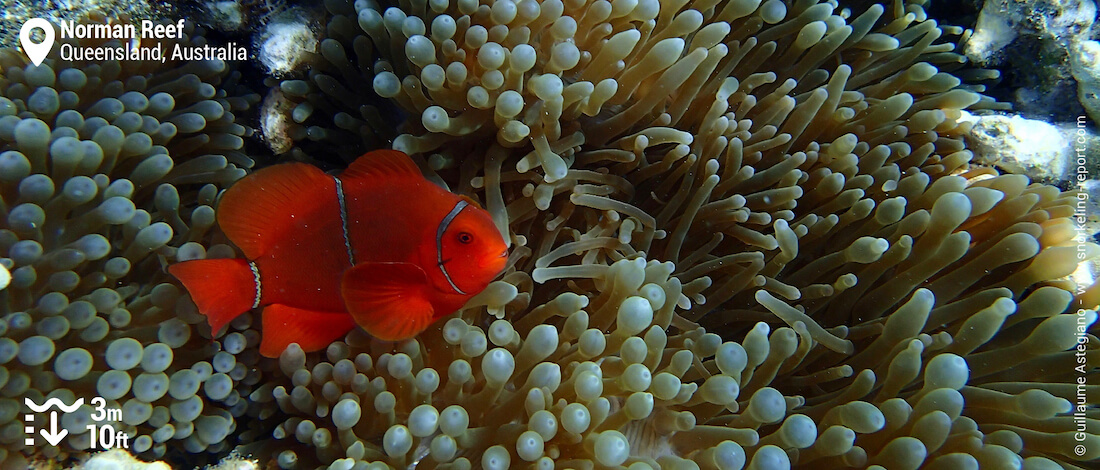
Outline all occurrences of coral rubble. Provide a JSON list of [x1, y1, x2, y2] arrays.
[[964, 0, 1098, 120]]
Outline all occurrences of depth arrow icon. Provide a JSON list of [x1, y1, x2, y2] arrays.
[[39, 411, 67, 446]]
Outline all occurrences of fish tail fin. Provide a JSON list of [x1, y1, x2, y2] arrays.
[[259, 305, 357, 357], [168, 259, 257, 335]]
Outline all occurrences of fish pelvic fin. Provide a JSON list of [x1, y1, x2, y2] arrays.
[[168, 259, 257, 335], [341, 262, 436, 341], [216, 162, 332, 259], [341, 150, 424, 183], [259, 305, 357, 358]]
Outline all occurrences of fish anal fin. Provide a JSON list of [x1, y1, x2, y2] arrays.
[[341, 262, 436, 341], [259, 305, 357, 357], [168, 259, 256, 335], [341, 150, 423, 183], [217, 162, 332, 259]]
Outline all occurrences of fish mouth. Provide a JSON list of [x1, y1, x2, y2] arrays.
[[487, 250, 509, 272]]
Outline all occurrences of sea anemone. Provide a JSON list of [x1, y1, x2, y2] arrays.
[[244, 0, 1099, 468], [2, 0, 1095, 468], [0, 14, 260, 467]]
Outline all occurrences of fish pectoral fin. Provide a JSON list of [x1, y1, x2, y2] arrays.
[[341, 262, 436, 342], [216, 162, 332, 259], [259, 304, 357, 358]]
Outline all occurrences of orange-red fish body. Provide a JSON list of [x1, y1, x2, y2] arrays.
[[169, 150, 508, 357], [249, 177, 347, 313]]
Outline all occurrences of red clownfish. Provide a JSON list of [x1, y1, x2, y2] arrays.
[[168, 150, 508, 357]]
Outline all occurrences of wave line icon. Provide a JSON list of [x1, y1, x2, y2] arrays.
[[25, 397, 83, 413]]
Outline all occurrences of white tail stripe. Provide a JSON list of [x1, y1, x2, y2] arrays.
[[249, 261, 262, 308]]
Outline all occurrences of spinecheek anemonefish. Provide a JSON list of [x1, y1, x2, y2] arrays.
[[169, 150, 508, 357]]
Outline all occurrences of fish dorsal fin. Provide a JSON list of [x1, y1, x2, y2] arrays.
[[459, 194, 483, 209], [259, 304, 357, 357], [341, 150, 424, 183], [341, 262, 436, 341], [216, 162, 332, 259]]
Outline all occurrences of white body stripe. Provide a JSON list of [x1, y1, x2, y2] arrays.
[[333, 176, 355, 265]]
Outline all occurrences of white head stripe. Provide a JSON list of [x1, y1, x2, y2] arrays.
[[436, 200, 470, 295]]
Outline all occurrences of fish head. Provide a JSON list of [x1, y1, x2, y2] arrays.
[[433, 196, 509, 296]]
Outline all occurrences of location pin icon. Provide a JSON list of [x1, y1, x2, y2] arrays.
[[20, 18, 55, 67]]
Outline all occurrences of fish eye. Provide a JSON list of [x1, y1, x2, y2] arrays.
[[458, 232, 474, 244]]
